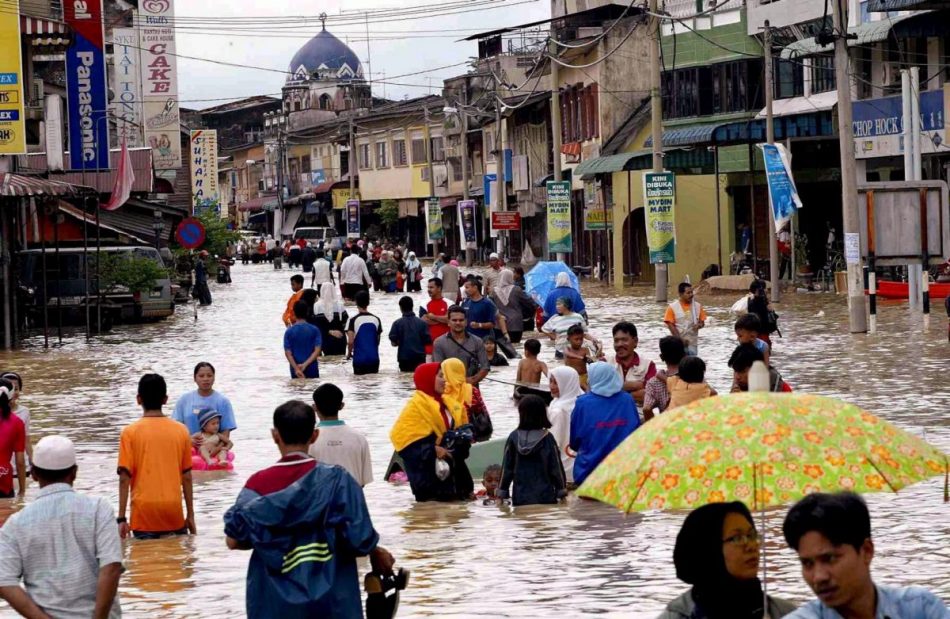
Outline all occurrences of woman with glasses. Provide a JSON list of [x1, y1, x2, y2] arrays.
[[658, 501, 797, 619]]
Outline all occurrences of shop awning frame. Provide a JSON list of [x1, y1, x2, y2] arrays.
[[573, 152, 644, 177], [781, 12, 922, 59]]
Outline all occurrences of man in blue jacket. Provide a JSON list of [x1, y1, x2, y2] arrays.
[[224, 400, 395, 618]]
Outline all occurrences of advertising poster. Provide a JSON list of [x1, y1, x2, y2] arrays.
[[426, 198, 444, 242], [458, 200, 477, 244], [546, 181, 572, 254], [643, 172, 676, 264], [140, 0, 181, 169], [65, 0, 110, 170], [583, 207, 613, 231], [111, 28, 143, 147], [346, 199, 361, 239], [758, 143, 802, 232], [190, 130, 219, 216], [0, 0, 26, 155]]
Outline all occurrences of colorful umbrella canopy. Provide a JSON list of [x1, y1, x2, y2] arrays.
[[578, 393, 949, 513]]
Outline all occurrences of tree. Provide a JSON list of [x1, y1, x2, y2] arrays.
[[377, 199, 399, 236], [94, 251, 170, 296]]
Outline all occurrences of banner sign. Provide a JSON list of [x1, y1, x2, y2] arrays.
[[758, 143, 802, 232], [491, 211, 521, 231], [190, 130, 219, 216], [643, 172, 676, 264], [65, 0, 110, 170], [332, 187, 359, 209], [0, 0, 26, 155], [852, 88, 944, 159], [583, 207, 613, 231], [546, 181, 572, 254], [346, 199, 360, 238], [458, 200, 477, 244], [426, 198, 444, 242], [111, 28, 143, 147], [140, 0, 181, 169]]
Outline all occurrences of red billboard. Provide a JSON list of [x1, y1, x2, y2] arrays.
[[491, 212, 521, 231]]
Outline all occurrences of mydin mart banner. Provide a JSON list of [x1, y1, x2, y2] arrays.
[[190, 130, 220, 216], [425, 198, 444, 242], [111, 28, 143, 147], [65, 0, 110, 170], [0, 0, 26, 155], [643, 172, 676, 264], [140, 0, 181, 169], [546, 181, 572, 254], [758, 143, 802, 233], [346, 200, 361, 238], [458, 200, 477, 244]]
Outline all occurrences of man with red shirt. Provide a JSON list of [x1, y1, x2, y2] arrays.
[[607, 321, 656, 407], [224, 400, 395, 619], [422, 277, 450, 357]]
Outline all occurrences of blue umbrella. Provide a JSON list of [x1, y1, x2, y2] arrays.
[[524, 261, 579, 304]]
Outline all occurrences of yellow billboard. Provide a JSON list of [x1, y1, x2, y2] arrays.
[[0, 0, 26, 155]]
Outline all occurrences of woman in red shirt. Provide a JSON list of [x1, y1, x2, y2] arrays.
[[0, 378, 26, 498]]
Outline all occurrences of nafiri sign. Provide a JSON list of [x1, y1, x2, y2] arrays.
[[139, 0, 181, 169]]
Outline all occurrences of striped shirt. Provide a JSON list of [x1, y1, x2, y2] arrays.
[[0, 483, 123, 618]]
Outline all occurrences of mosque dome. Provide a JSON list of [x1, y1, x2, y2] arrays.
[[287, 27, 363, 84]]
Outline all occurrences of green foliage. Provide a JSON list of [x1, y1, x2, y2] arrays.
[[94, 252, 170, 295], [378, 199, 399, 232]]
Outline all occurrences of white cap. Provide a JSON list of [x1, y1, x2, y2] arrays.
[[489, 252, 500, 260], [32, 435, 77, 470]]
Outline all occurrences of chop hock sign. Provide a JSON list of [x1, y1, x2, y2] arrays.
[[644, 172, 676, 264], [139, 0, 181, 169], [0, 0, 26, 155], [65, 0, 109, 170]]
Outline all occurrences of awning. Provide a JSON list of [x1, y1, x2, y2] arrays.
[[20, 15, 70, 46], [238, 195, 279, 212], [781, 13, 920, 58], [0, 173, 89, 197], [869, 0, 945, 9], [644, 123, 723, 148], [56, 202, 150, 244], [247, 212, 268, 225], [284, 192, 314, 206], [561, 143, 582, 157], [280, 205, 303, 236], [755, 91, 837, 119], [573, 152, 643, 177], [312, 180, 336, 194], [618, 148, 716, 171], [713, 112, 835, 145]]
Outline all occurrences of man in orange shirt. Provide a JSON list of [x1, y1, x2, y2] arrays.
[[117, 374, 195, 540], [663, 282, 707, 356], [282, 274, 306, 327]]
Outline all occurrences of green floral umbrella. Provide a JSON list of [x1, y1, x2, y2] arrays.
[[577, 393, 949, 512]]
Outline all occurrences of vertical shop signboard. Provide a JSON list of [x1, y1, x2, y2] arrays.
[[140, 0, 181, 169], [346, 199, 361, 238], [458, 200, 477, 244], [65, 0, 110, 169], [426, 198, 444, 242], [191, 130, 219, 215], [0, 0, 26, 155], [643, 172, 676, 264], [546, 180, 572, 254]]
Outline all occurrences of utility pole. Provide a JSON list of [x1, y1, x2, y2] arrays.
[[424, 106, 439, 259], [649, 0, 667, 303], [495, 99, 506, 258], [764, 21, 780, 302], [349, 115, 356, 196], [461, 87, 474, 266], [831, 0, 868, 332], [549, 38, 564, 262]]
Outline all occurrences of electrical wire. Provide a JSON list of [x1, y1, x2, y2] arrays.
[[549, 0, 640, 50], [546, 17, 645, 69]]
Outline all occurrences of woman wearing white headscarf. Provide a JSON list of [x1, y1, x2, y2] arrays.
[[405, 251, 423, 292], [547, 366, 583, 484], [542, 272, 586, 320], [310, 282, 349, 355], [490, 269, 538, 344]]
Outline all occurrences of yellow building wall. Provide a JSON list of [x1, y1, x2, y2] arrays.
[[611, 170, 730, 291]]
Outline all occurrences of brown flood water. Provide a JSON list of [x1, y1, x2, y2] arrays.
[[0, 263, 947, 618]]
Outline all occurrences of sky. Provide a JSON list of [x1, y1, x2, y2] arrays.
[[174, 0, 552, 109]]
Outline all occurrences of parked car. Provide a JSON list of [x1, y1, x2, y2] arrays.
[[18, 246, 175, 328], [293, 227, 345, 252]]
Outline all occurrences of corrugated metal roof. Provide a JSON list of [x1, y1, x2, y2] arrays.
[[781, 13, 921, 58], [21, 148, 154, 193], [644, 123, 723, 148], [0, 174, 87, 197], [573, 152, 641, 176]]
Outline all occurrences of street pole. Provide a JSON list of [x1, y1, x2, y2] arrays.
[[424, 107, 439, 259], [461, 88, 474, 266], [649, 0, 667, 302], [496, 102, 506, 258], [764, 21, 780, 302], [831, 0, 868, 333], [549, 38, 564, 263]]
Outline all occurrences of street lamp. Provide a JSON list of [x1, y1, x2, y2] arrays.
[[152, 209, 164, 251]]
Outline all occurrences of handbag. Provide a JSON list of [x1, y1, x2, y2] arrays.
[[466, 387, 493, 442]]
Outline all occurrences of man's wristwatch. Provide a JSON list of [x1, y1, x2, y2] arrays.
[[116, 517, 127, 524]]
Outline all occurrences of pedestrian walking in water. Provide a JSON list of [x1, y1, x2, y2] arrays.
[[284, 301, 322, 379], [118, 374, 195, 539], [642, 336, 686, 420], [309, 383, 373, 488], [497, 395, 566, 506], [225, 400, 396, 619], [192, 250, 213, 306], [0, 378, 25, 498], [282, 274, 306, 328], [659, 501, 796, 619], [0, 436, 123, 619], [172, 361, 238, 447], [607, 321, 655, 407], [664, 282, 706, 355], [422, 277, 450, 358], [340, 250, 373, 300], [405, 252, 423, 292], [783, 492, 950, 618], [389, 296, 431, 373], [1, 372, 32, 483], [310, 282, 349, 356], [346, 290, 382, 375]]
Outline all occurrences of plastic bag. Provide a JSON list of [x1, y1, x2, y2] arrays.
[[731, 295, 749, 315]]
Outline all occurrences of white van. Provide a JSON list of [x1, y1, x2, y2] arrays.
[[293, 227, 344, 251]]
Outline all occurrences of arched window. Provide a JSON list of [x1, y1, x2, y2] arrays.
[[319, 94, 332, 110]]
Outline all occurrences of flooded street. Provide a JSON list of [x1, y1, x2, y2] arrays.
[[1, 262, 948, 618]]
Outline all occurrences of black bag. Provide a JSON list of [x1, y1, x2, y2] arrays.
[[767, 309, 780, 335], [467, 387, 493, 442]]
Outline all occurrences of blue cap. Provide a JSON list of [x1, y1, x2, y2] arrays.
[[198, 408, 222, 430]]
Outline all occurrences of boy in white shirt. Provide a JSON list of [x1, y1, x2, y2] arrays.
[[308, 383, 373, 487]]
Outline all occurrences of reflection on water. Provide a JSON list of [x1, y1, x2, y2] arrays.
[[0, 264, 947, 617]]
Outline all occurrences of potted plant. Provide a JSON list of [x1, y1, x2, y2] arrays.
[[794, 232, 812, 274]]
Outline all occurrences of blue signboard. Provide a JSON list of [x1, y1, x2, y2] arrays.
[[759, 143, 802, 232], [64, 0, 109, 170], [852, 89, 944, 139]]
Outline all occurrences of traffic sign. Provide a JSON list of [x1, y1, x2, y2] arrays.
[[175, 218, 206, 249]]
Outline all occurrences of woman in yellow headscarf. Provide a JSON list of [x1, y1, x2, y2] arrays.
[[390, 359, 474, 501]]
